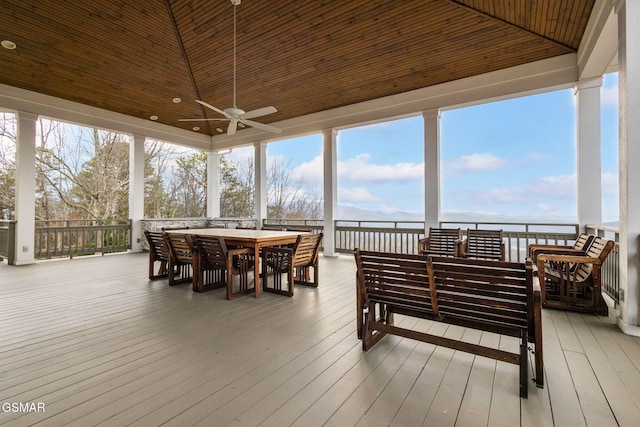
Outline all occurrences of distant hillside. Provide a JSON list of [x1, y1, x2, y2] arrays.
[[336, 205, 578, 224]]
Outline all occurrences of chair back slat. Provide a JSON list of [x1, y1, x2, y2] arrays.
[[421, 228, 461, 256], [292, 233, 323, 266], [144, 230, 169, 261], [464, 229, 504, 260], [191, 235, 228, 269], [163, 232, 193, 264], [574, 236, 615, 279]]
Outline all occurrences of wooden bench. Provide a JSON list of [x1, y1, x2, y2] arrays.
[[355, 249, 543, 397]]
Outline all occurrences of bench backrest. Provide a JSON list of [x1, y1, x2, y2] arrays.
[[428, 256, 532, 337], [355, 250, 435, 319], [355, 249, 533, 338]]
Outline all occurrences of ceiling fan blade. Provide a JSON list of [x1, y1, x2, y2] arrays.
[[227, 120, 238, 136], [195, 100, 230, 118], [178, 118, 229, 122], [242, 106, 277, 119], [241, 119, 283, 134]]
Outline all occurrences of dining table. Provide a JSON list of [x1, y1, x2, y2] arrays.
[[165, 228, 309, 297]]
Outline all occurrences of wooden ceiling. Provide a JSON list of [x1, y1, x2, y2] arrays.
[[0, 0, 595, 137]]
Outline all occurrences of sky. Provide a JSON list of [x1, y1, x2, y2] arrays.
[[228, 73, 619, 223]]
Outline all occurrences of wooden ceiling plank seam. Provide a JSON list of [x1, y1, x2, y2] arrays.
[[164, 0, 212, 135], [445, 0, 577, 52]]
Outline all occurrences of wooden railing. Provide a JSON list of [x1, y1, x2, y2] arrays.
[[34, 219, 131, 259], [333, 220, 425, 254], [264, 219, 581, 263], [0, 220, 16, 264]]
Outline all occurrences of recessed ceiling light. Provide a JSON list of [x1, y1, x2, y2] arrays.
[[150, 115, 158, 121], [172, 97, 182, 103], [1, 40, 16, 50], [192, 126, 200, 131], [238, 122, 245, 128], [216, 128, 224, 133]]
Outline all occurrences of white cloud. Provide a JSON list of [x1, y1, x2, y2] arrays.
[[602, 84, 618, 107], [339, 187, 380, 203], [340, 154, 423, 182], [445, 153, 507, 178], [469, 174, 576, 205]]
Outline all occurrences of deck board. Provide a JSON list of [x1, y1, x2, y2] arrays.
[[0, 253, 639, 426]]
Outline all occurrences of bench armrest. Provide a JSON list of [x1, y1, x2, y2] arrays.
[[537, 253, 601, 265]]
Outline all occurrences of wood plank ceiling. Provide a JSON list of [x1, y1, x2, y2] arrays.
[[0, 0, 595, 137]]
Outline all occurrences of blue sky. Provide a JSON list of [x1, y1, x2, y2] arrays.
[[230, 73, 620, 222]]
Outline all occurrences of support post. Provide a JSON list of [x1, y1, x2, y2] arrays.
[[255, 142, 267, 228], [616, 0, 640, 335], [14, 111, 38, 265], [423, 109, 441, 232], [575, 78, 603, 230], [128, 134, 145, 252], [323, 128, 338, 256], [207, 151, 221, 218]]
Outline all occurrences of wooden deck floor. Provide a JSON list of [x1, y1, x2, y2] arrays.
[[1, 253, 640, 426]]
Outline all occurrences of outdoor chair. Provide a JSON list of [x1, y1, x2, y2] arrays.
[[143, 230, 171, 280], [261, 233, 323, 297], [528, 233, 594, 263], [535, 235, 614, 315], [162, 232, 194, 286], [418, 227, 461, 257], [186, 235, 255, 298], [458, 229, 505, 261]]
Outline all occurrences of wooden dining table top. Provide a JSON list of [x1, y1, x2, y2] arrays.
[[165, 228, 308, 243]]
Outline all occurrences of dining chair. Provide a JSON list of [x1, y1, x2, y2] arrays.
[[261, 233, 323, 297], [187, 234, 255, 299]]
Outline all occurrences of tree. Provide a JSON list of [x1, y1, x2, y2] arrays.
[[0, 114, 16, 219], [37, 124, 130, 221], [164, 151, 207, 217], [267, 156, 322, 219]]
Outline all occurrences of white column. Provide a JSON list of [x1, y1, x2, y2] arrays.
[[323, 128, 338, 257], [254, 142, 267, 229], [14, 111, 38, 265], [575, 78, 603, 229], [128, 134, 145, 252], [423, 109, 441, 231], [206, 151, 221, 218], [616, 0, 640, 335]]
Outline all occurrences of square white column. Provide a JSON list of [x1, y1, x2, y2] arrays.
[[254, 142, 267, 228], [128, 134, 145, 252], [575, 78, 603, 229], [616, 0, 640, 335], [323, 128, 338, 256], [423, 109, 441, 231], [14, 111, 37, 265], [207, 151, 221, 218]]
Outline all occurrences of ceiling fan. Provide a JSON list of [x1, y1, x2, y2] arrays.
[[179, 0, 281, 135]]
